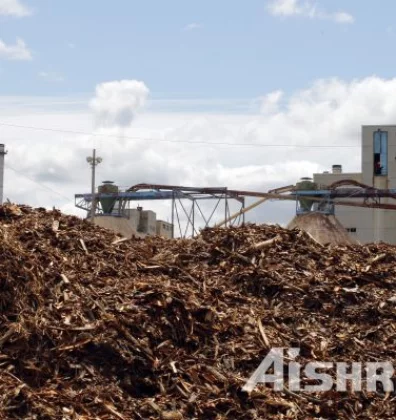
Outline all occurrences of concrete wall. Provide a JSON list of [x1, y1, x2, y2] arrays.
[[156, 220, 173, 238], [362, 125, 396, 188], [139, 210, 156, 235], [362, 125, 396, 243], [93, 216, 146, 239], [124, 209, 140, 232], [95, 208, 173, 239], [312, 126, 396, 244]]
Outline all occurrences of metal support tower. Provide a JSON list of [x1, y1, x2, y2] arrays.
[[75, 184, 245, 238], [75, 179, 396, 238]]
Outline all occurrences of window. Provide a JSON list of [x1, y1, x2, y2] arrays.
[[374, 130, 388, 176], [346, 228, 357, 233]]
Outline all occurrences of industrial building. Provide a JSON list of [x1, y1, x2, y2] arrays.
[[94, 205, 173, 239], [312, 125, 396, 244], [75, 126, 396, 244], [76, 182, 245, 239], [89, 181, 174, 239]]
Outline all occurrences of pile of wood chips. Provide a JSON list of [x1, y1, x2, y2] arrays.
[[0, 204, 395, 419]]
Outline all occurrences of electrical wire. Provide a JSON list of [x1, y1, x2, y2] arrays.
[[5, 163, 72, 203], [0, 123, 377, 221], [4, 163, 395, 232], [0, 122, 360, 149]]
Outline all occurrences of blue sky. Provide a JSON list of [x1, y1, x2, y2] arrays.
[[3, 0, 396, 228], [1, 0, 395, 98]]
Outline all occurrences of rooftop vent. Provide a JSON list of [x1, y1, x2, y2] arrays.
[[332, 165, 342, 174]]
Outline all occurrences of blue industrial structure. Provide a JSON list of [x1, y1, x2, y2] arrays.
[[75, 181, 396, 237], [75, 184, 246, 238]]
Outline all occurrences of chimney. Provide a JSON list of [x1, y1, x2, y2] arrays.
[[332, 164, 342, 174], [0, 144, 6, 204]]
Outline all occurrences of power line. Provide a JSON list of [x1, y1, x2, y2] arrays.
[[6, 161, 396, 229], [0, 122, 360, 149], [5, 163, 72, 203]]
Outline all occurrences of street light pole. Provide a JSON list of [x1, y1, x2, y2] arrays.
[[86, 149, 102, 220], [91, 149, 96, 209]]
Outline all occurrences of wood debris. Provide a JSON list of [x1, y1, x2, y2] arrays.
[[0, 204, 394, 418]]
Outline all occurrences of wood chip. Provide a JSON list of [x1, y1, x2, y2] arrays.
[[0, 203, 394, 418]]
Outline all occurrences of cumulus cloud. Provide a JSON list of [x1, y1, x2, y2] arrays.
[[183, 23, 202, 31], [0, 38, 32, 60], [267, 0, 355, 24], [260, 90, 284, 115], [90, 80, 149, 128], [0, 0, 30, 17], [3, 75, 396, 229]]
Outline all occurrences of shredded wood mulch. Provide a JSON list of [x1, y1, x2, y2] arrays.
[[0, 204, 395, 419]]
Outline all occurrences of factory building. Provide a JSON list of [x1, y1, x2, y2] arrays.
[[313, 125, 396, 244], [94, 206, 173, 239], [92, 181, 174, 239], [156, 220, 173, 237]]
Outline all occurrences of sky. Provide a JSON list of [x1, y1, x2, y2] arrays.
[[2, 0, 396, 229]]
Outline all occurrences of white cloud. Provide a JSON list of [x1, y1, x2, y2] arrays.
[[67, 42, 76, 49], [0, 38, 32, 60], [90, 80, 149, 128], [39, 71, 64, 83], [0, 0, 30, 16], [3, 76, 396, 228], [268, 0, 305, 16], [333, 12, 354, 24], [183, 23, 202, 31], [260, 90, 283, 115], [267, 0, 354, 24]]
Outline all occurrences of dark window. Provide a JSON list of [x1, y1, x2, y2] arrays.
[[374, 130, 388, 176], [347, 228, 357, 233]]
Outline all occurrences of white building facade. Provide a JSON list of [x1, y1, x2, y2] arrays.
[[313, 125, 396, 244]]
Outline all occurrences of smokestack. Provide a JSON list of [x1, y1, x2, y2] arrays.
[[332, 164, 342, 174], [0, 144, 6, 204]]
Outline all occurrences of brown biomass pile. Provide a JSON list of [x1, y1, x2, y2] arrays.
[[0, 205, 396, 419]]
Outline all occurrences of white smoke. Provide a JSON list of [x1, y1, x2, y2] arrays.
[[90, 80, 149, 128]]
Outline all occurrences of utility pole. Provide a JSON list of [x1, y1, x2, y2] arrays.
[[0, 144, 7, 205], [86, 149, 102, 220]]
